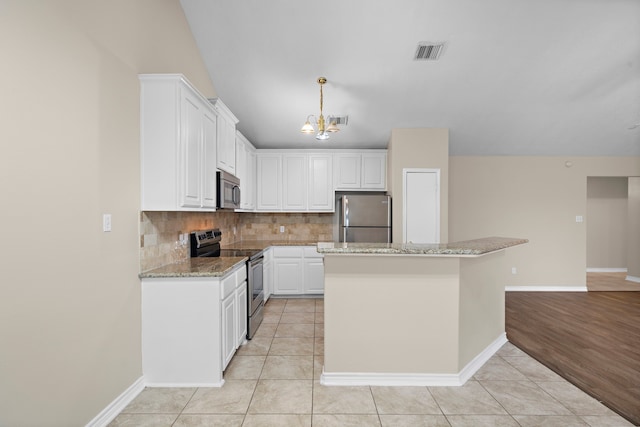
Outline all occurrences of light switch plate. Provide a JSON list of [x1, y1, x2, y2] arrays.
[[576, 215, 584, 223], [103, 214, 112, 232]]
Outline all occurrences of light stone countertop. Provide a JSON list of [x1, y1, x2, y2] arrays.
[[317, 236, 528, 256], [139, 257, 247, 279], [223, 240, 320, 250], [139, 240, 321, 279], [138, 238, 527, 278]]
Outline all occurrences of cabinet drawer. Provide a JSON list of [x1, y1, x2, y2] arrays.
[[222, 273, 236, 299], [303, 246, 322, 258], [236, 264, 247, 284], [273, 246, 304, 258]]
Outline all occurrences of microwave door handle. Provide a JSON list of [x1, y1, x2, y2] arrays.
[[233, 185, 240, 205]]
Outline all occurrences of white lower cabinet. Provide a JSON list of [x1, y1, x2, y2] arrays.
[[221, 291, 236, 370], [303, 247, 325, 294], [272, 246, 324, 295], [235, 284, 248, 348], [274, 255, 304, 295], [263, 248, 273, 302], [221, 267, 248, 370], [141, 262, 247, 386]]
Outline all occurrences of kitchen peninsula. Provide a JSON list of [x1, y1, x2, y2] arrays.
[[317, 236, 527, 387]]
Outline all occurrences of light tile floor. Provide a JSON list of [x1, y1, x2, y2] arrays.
[[109, 298, 634, 427]]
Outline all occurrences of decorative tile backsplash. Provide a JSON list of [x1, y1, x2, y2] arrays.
[[239, 212, 333, 242], [140, 211, 333, 272]]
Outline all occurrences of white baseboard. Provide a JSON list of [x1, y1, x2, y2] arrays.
[[456, 333, 507, 385], [626, 275, 640, 284], [320, 333, 506, 387], [85, 376, 145, 427], [586, 268, 627, 273], [145, 380, 224, 388], [505, 286, 588, 292]]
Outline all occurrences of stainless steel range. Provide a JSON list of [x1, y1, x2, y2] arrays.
[[190, 229, 264, 339]]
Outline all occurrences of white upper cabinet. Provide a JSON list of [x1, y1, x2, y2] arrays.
[[334, 151, 387, 191], [282, 154, 307, 211], [235, 131, 256, 210], [256, 151, 336, 212], [361, 152, 387, 189], [333, 153, 361, 189], [202, 110, 218, 209], [256, 153, 282, 210], [211, 98, 239, 175], [140, 74, 217, 211], [308, 154, 334, 211]]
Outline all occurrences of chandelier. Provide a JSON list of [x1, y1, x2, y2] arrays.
[[301, 77, 340, 140]]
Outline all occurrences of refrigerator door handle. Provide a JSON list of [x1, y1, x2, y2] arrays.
[[343, 197, 349, 227]]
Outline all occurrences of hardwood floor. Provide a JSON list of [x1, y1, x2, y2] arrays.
[[587, 271, 640, 291], [506, 291, 640, 425]]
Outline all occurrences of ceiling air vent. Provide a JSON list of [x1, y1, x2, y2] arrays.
[[328, 115, 348, 126], [414, 42, 445, 61]]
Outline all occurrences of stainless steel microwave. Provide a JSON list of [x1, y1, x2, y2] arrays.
[[217, 171, 241, 209]]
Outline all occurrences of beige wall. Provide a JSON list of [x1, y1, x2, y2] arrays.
[[0, 1, 214, 425], [586, 177, 628, 269], [628, 178, 640, 279], [323, 251, 509, 377], [324, 255, 461, 374], [388, 129, 449, 244], [449, 157, 640, 287], [458, 251, 506, 369]]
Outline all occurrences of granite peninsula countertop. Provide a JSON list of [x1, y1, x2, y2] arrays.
[[317, 236, 528, 256], [139, 240, 322, 279]]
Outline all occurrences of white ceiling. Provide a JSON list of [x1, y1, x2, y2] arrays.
[[180, 0, 640, 155]]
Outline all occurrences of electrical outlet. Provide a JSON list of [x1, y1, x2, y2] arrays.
[[280, 225, 285, 233], [576, 215, 584, 223], [511, 267, 517, 275]]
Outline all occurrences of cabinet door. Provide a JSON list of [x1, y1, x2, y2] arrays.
[[304, 258, 325, 294], [236, 282, 247, 347], [308, 154, 333, 211], [180, 93, 203, 207], [283, 154, 307, 211], [273, 258, 304, 294], [201, 110, 218, 208], [361, 153, 386, 189], [334, 153, 361, 189], [140, 75, 219, 211], [235, 134, 248, 209], [257, 154, 282, 210], [247, 151, 257, 210], [223, 119, 236, 174], [221, 294, 235, 370], [216, 114, 236, 174], [263, 249, 272, 302]]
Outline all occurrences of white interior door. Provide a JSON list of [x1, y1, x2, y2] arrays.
[[403, 169, 440, 244]]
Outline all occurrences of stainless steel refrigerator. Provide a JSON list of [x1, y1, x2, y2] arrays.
[[339, 194, 392, 243]]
